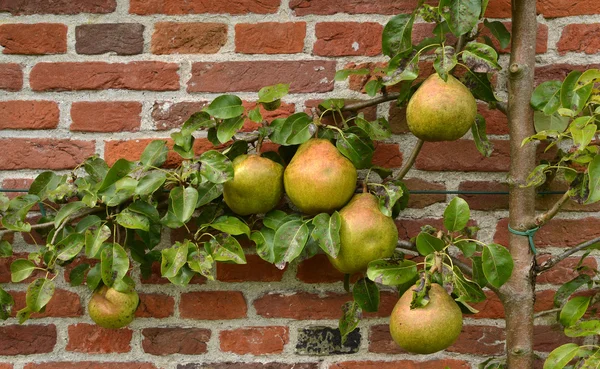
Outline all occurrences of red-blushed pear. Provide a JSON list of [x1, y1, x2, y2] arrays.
[[88, 285, 139, 329], [223, 154, 284, 216], [389, 283, 463, 354], [328, 193, 398, 274], [406, 73, 477, 142], [284, 138, 357, 215]]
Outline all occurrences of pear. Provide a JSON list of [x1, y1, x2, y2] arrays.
[[223, 154, 284, 215], [88, 285, 139, 329], [328, 193, 398, 274], [284, 139, 357, 215], [389, 283, 463, 354], [406, 74, 477, 142]]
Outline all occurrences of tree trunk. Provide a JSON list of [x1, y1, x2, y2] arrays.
[[500, 0, 538, 368]]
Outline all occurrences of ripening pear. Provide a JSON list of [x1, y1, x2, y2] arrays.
[[284, 139, 357, 215], [88, 285, 139, 329], [406, 73, 477, 142], [223, 154, 284, 215], [389, 283, 463, 354], [328, 193, 398, 274]]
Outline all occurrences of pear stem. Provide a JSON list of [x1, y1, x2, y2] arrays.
[[385, 139, 424, 183]]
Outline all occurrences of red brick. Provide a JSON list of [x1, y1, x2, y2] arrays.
[[314, 22, 382, 56], [241, 101, 296, 131], [297, 253, 345, 283], [330, 360, 470, 369], [0, 325, 56, 355], [396, 218, 441, 240], [537, 181, 600, 212], [179, 365, 317, 369], [254, 291, 397, 319], [479, 102, 508, 135], [188, 61, 336, 93], [25, 363, 158, 369], [0, 253, 47, 283], [0, 0, 116, 15], [535, 64, 600, 85], [0, 101, 59, 130], [0, 364, 12, 369], [537, 256, 598, 285], [484, 0, 511, 17], [236, 22, 306, 54], [152, 22, 227, 54], [217, 255, 285, 282], [140, 261, 206, 285], [142, 327, 210, 355], [11, 289, 81, 318], [71, 102, 141, 132], [0, 64, 23, 91], [471, 291, 505, 319], [558, 24, 600, 55], [76, 24, 144, 55], [0, 24, 67, 55], [403, 178, 446, 209], [458, 181, 509, 211], [534, 324, 584, 352], [416, 140, 510, 172], [0, 138, 95, 170], [30, 62, 179, 91], [130, 0, 280, 14], [220, 326, 288, 355], [389, 105, 409, 134], [152, 101, 208, 130], [290, 0, 421, 15], [180, 291, 247, 319], [372, 142, 403, 168], [494, 218, 600, 249], [66, 324, 132, 353], [538, 0, 600, 18], [136, 293, 175, 318], [477, 22, 547, 54]]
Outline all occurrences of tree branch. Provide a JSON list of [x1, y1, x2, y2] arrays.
[[496, 102, 508, 116], [340, 93, 401, 112], [536, 235, 600, 274], [535, 191, 570, 227]]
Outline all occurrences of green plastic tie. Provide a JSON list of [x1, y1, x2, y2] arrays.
[[508, 225, 539, 254]]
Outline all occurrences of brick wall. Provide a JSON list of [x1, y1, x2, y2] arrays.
[[0, 0, 599, 368]]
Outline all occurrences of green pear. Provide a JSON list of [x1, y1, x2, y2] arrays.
[[328, 193, 398, 274], [389, 283, 463, 354], [223, 154, 284, 216], [406, 73, 477, 142], [88, 285, 139, 329], [284, 139, 357, 215]]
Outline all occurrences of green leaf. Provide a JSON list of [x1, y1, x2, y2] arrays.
[[444, 197, 470, 231], [248, 107, 262, 123], [554, 275, 592, 307], [353, 278, 380, 313], [336, 127, 375, 169], [252, 228, 276, 263], [25, 278, 55, 312], [28, 171, 63, 199], [355, 115, 392, 141], [284, 113, 315, 145], [116, 208, 150, 231], [85, 225, 111, 258], [0, 240, 12, 258], [75, 215, 102, 233], [258, 84, 289, 103], [383, 53, 420, 86], [311, 212, 342, 258], [524, 164, 550, 188], [86, 263, 102, 291], [55, 233, 85, 261], [273, 220, 310, 269], [170, 187, 199, 224], [69, 263, 90, 287], [564, 320, 600, 337], [585, 155, 600, 204], [209, 216, 250, 236], [375, 180, 405, 217], [0, 193, 8, 213], [98, 159, 136, 192], [382, 13, 415, 57], [161, 242, 189, 278], [128, 201, 160, 223], [461, 42, 501, 73], [364, 79, 383, 97], [461, 70, 498, 103], [416, 232, 445, 256], [10, 259, 36, 282], [188, 250, 214, 280], [559, 296, 591, 327], [207, 234, 246, 264], [204, 95, 244, 119], [217, 115, 245, 143], [543, 343, 580, 369], [196, 181, 223, 207], [166, 264, 195, 286], [439, 0, 481, 37], [0, 287, 14, 320], [454, 240, 477, 258], [534, 111, 570, 134], [334, 68, 370, 81], [367, 258, 417, 286], [263, 210, 288, 230], [561, 70, 594, 114], [482, 243, 514, 288], [453, 266, 486, 305], [2, 194, 40, 232], [135, 171, 166, 196], [472, 114, 493, 157], [200, 150, 234, 184], [100, 243, 129, 287], [434, 45, 458, 81], [339, 301, 361, 344], [531, 81, 562, 115], [54, 201, 87, 228], [483, 20, 510, 49], [140, 140, 168, 168], [182, 112, 214, 135]]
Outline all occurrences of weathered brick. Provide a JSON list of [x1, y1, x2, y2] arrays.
[[0, 253, 47, 283], [0, 24, 67, 54], [180, 291, 247, 319], [535, 64, 600, 85], [538, 0, 600, 18], [136, 293, 175, 318], [558, 24, 600, 55], [130, 0, 280, 14], [11, 289, 81, 318], [0, 364, 12, 369], [71, 102, 141, 132], [25, 363, 158, 369], [0, 101, 59, 130], [372, 142, 403, 168], [152, 22, 227, 54], [494, 218, 600, 248], [217, 255, 285, 282], [0, 63, 23, 91], [152, 101, 208, 130], [458, 181, 509, 210], [30, 62, 180, 91], [0, 138, 95, 170], [479, 102, 508, 135], [536, 256, 598, 285], [142, 328, 210, 355], [66, 324, 132, 353], [403, 178, 447, 209], [0, 325, 56, 355], [178, 364, 317, 369], [0, 0, 116, 15], [416, 140, 510, 172], [241, 101, 296, 131], [296, 326, 360, 355], [297, 254, 345, 283], [236, 22, 306, 54], [220, 326, 288, 355], [477, 22, 547, 54], [290, 0, 421, 15], [76, 24, 144, 55], [314, 22, 382, 56], [534, 324, 584, 352], [484, 0, 511, 17], [329, 360, 470, 369], [188, 61, 336, 93]]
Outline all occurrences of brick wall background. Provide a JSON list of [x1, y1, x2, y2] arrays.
[[1, 0, 599, 368]]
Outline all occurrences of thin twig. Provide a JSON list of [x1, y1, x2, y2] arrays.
[[535, 191, 571, 227], [340, 93, 402, 112], [536, 235, 600, 274]]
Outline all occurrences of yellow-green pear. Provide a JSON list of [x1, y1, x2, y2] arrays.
[[284, 139, 357, 215], [389, 283, 463, 354], [406, 73, 477, 142], [223, 154, 284, 216], [328, 193, 398, 274], [88, 285, 139, 329]]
